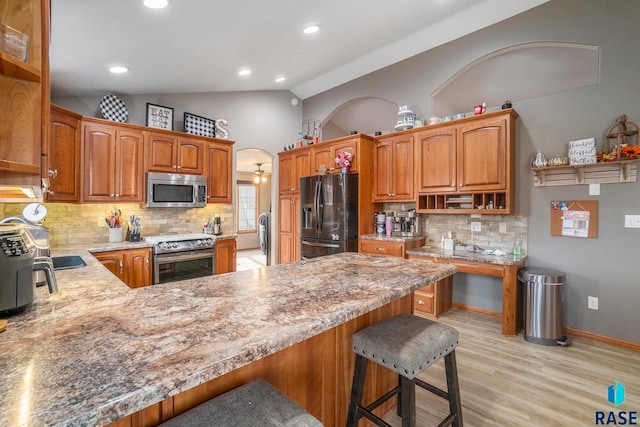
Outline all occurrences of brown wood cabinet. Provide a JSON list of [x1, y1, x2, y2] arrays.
[[415, 110, 518, 214], [278, 150, 310, 193], [82, 120, 145, 203], [215, 238, 237, 274], [205, 141, 233, 203], [93, 247, 152, 288], [146, 132, 204, 175], [372, 133, 414, 202], [413, 276, 453, 318], [47, 105, 81, 202], [0, 0, 48, 186], [358, 238, 425, 259], [310, 139, 360, 175], [278, 193, 300, 264]]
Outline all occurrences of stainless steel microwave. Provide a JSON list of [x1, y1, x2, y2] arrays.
[[146, 172, 207, 208]]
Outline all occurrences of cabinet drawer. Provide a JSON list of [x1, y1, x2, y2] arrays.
[[359, 240, 404, 258], [417, 283, 434, 294], [413, 292, 434, 315]]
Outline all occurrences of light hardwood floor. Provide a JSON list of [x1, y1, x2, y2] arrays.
[[382, 309, 639, 426]]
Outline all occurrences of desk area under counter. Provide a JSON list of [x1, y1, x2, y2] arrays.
[[406, 246, 527, 335]]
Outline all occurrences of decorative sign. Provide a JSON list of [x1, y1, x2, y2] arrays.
[[146, 103, 174, 130], [568, 137, 597, 165], [184, 112, 215, 137]]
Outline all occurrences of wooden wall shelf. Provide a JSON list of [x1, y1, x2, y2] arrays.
[[532, 159, 638, 187], [0, 51, 41, 82]]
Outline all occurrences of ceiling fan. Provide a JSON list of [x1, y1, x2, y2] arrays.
[[253, 163, 267, 184]]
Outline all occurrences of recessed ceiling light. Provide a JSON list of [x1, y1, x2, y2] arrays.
[[143, 0, 169, 9], [275, 76, 286, 83], [109, 65, 129, 74], [238, 68, 251, 76], [303, 24, 320, 34]]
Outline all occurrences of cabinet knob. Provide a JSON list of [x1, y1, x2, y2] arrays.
[[145, 257, 149, 269], [48, 169, 58, 178], [119, 260, 123, 274], [115, 194, 120, 197], [417, 299, 425, 305], [110, 193, 115, 197], [451, 184, 455, 187], [375, 247, 385, 251]]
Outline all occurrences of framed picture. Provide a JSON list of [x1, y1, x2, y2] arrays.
[[146, 103, 174, 130], [184, 112, 216, 137]]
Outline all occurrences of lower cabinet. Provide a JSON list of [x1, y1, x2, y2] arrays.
[[93, 247, 152, 288], [413, 276, 453, 318], [358, 237, 425, 258], [216, 238, 237, 274]]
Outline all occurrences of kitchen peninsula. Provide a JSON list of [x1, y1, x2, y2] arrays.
[[0, 251, 456, 426]]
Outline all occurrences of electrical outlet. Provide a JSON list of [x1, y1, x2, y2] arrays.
[[470, 222, 481, 232], [98, 216, 106, 228], [588, 296, 598, 310], [499, 222, 507, 234], [624, 215, 640, 228]]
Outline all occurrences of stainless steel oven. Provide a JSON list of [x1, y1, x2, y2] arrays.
[[145, 234, 215, 284]]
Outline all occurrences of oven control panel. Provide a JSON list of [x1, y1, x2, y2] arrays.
[[155, 238, 215, 253]]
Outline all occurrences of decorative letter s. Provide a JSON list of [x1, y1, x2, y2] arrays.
[[215, 118, 229, 139]]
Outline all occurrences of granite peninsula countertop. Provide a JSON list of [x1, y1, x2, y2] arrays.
[[0, 251, 456, 427], [407, 245, 527, 266]]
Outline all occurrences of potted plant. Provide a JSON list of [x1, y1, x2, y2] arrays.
[[502, 99, 512, 110]]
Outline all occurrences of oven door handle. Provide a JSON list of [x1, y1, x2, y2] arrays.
[[155, 250, 215, 263]]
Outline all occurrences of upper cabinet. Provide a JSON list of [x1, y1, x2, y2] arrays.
[[416, 109, 518, 214], [310, 137, 360, 175], [47, 105, 82, 202], [146, 132, 204, 175], [0, 0, 49, 185], [205, 140, 233, 203], [278, 150, 311, 193], [82, 119, 145, 203], [373, 133, 414, 202]]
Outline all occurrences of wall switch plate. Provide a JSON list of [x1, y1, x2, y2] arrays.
[[588, 296, 598, 310], [98, 216, 106, 228], [470, 222, 481, 232], [589, 183, 600, 196], [499, 222, 507, 233], [624, 215, 640, 228]]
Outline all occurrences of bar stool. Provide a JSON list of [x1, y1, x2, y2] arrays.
[[160, 379, 323, 426], [346, 314, 463, 427]]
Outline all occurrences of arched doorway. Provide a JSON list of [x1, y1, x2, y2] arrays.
[[235, 148, 274, 270]]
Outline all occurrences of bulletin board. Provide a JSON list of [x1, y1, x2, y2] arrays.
[[550, 200, 598, 238]]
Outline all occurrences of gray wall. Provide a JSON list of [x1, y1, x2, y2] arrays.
[[303, 0, 640, 342]]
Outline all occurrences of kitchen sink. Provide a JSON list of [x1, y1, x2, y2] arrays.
[[52, 255, 87, 270]]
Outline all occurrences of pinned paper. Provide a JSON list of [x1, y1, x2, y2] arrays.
[[561, 210, 590, 238]]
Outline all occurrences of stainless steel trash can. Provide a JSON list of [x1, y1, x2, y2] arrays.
[[518, 268, 571, 346]]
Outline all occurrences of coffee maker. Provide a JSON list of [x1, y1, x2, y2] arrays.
[[391, 209, 421, 237]]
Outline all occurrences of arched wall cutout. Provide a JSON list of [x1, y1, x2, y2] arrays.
[[320, 96, 398, 140], [431, 42, 600, 117]]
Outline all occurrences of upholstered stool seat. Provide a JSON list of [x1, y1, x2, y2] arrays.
[[347, 314, 463, 427], [160, 379, 323, 427]]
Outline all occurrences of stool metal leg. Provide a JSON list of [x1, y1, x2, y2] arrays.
[[400, 376, 416, 427], [347, 354, 368, 427], [444, 351, 463, 427]]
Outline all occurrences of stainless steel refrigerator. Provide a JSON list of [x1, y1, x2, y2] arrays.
[[300, 173, 358, 259]]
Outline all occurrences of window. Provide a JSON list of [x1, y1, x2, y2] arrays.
[[237, 183, 258, 233]]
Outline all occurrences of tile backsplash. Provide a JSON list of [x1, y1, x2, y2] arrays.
[[0, 203, 234, 247], [383, 202, 528, 253]]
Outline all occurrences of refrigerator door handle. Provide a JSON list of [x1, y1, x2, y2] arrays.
[[301, 240, 340, 248], [314, 180, 323, 232], [317, 181, 324, 231]]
